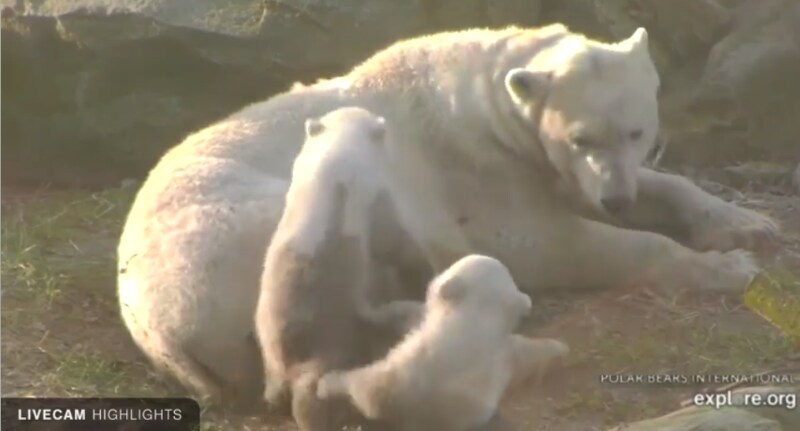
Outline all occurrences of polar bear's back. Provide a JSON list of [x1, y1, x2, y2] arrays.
[[115, 81, 354, 406], [117, 81, 352, 313]]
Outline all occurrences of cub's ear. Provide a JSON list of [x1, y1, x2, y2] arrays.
[[305, 117, 325, 138], [370, 116, 387, 143], [505, 68, 552, 104], [437, 278, 467, 304], [517, 292, 532, 316]]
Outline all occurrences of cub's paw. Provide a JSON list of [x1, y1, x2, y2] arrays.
[[263, 377, 291, 414], [510, 336, 570, 385], [695, 249, 761, 292], [316, 372, 345, 400], [689, 204, 780, 252]]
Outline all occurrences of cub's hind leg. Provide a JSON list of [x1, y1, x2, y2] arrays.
[[291, 373, 358, 431]]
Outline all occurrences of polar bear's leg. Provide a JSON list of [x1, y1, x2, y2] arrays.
[[531, 218, 760, 293], [620, 168, 780, 252], [118, 163, 287, 411], [508, 336, 569, 388], [291, 372, 354, 431], [124, 317, 224, 406], [386, 141, 474, 273], [393, 190, 472, 273]]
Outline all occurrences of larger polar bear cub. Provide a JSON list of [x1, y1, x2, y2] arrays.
[[117, 24, 777, 407], [255, 107, 423, 430]]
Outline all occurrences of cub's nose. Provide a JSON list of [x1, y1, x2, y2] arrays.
[[601, 195, 634, 214]]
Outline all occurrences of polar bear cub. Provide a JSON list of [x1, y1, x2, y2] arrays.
[[255, 107, 423, 430], [317, 254, 569, 431]]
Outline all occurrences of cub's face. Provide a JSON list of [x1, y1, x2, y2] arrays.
[[504, 28, 660, 216], [430, 255, 532, 327]]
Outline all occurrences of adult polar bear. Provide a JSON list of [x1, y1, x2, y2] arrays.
[[117, 24, 778, 408]]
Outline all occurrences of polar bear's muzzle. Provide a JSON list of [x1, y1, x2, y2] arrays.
[[567, 150, 640, 217]]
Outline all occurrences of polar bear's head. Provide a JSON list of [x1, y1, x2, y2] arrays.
[[288, 107, 392, 240], [499, 27, 659, 216], [294, 106, 389, 199], [428, 254, 532, 327]]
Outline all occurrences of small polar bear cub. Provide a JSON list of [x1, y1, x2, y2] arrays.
[[317, 254, 565, 431]]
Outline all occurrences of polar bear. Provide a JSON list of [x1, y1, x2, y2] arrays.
[[316, 254, 569, 431], [117, 24, 778, 407], [254, 107, 424, 429]]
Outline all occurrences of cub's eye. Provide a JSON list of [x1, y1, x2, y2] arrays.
[[629, 129, 643, 141], [572, 136, 596, 148]]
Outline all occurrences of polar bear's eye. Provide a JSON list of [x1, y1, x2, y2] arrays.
[[629, 129, 643, 141]]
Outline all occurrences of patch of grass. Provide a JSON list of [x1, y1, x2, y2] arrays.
[[1, 187, 149, 398], [571, 305, 795, 378], [559, 297, 797, 426], [681, 325, 796, 375], [37, 348, 164, 398], [555, 387, 666, 425], [1, 188, 134, 313]]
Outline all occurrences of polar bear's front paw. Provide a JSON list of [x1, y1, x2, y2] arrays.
[[696, 249, 761, 292], [510, 336, 570, 386], [316, 372, 345, 400], [688, 204, 780, 253]]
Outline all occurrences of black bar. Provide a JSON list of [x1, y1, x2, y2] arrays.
[[1, 398, 200, 431]]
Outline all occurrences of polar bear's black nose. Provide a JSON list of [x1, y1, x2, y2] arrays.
[[601, 195, 634, 214]]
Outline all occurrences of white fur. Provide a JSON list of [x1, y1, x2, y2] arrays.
[[273, 108, 389, 256], [256, 108, 402, 425]]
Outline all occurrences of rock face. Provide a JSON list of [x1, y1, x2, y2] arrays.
[[684, 0, 800, 164], [2, 0, 798, 186], [2, 4, 296, 187], [2, 0, 543, 187]]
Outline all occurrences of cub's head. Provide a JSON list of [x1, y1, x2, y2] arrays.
[[427, 255, 531, 327], [499, 26, 660, 216], [294, 106, 389, 197]]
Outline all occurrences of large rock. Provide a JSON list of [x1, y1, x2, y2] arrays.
[[660, 0, 800, 166], [540, 0, 732, 77], [1, 5, 296, 187], [2, 0, 543, 187]]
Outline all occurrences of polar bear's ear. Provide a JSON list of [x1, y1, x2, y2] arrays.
[[505, 68, 552, 105], [305, 118, 325, 138]]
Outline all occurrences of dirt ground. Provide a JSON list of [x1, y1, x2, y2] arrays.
[[2, 168, 798, 431]]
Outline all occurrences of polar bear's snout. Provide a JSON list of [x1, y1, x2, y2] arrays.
[[571, 148, 641, 216], [598, 159, 638, 214]]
